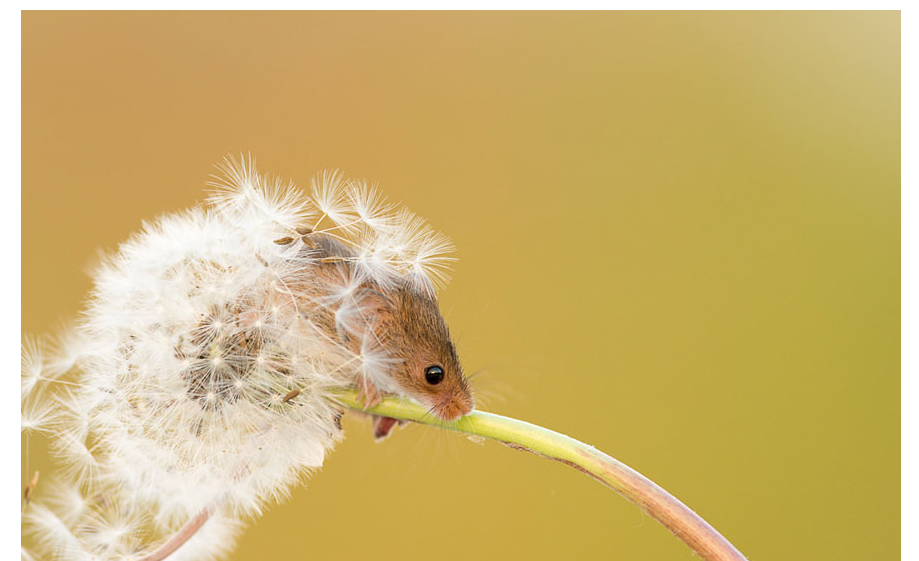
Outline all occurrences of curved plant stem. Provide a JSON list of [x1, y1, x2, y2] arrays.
[[140, 508, 210, 561], [332, 389, 748, 561]]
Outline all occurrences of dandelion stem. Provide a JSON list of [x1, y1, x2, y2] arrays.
[[331, 389, 748, 561], [140, 508, 210, 561]]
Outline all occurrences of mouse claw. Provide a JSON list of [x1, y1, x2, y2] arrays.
[[356, 379, 382, 410]]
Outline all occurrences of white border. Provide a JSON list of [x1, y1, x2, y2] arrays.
[[9, 8, 23, 560], [13, 3, 911, 9], [11, 7, 907, 561]]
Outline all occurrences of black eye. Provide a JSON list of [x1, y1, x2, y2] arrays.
[[424, 365, 444, 385]]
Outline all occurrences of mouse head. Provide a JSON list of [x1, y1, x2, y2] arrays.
[[303, 237, 473, 420], [370, 284, 474, 421]]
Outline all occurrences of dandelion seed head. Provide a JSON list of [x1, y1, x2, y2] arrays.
[[23, 155, 462, 559]]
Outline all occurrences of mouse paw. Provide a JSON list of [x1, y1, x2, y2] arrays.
[[356, 379, 383, 410], [372, 416, 409, 441], [372, 415, 401, 441]]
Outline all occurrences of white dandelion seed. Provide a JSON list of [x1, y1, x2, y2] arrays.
[[21, 335, 50, 398], [346, 179, 394, 232], [43, 482, 88, 524], [21, 393, 57, 434], [310, 168, 355, 228]]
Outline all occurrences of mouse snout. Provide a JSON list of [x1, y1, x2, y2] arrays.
[[437, 391, 474, 421]]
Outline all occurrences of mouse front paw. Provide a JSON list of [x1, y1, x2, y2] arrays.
[[356, 379, 383, 410]]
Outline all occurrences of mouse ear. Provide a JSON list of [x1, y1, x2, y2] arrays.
[[357, 287, 394, 315], [332, 288, 393, 341]]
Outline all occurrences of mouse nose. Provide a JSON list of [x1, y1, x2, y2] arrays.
[[440, 392, 474, 421], [458, 393, 474, 416]]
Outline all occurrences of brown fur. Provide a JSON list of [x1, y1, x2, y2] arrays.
[[292, 234, 474, 421]]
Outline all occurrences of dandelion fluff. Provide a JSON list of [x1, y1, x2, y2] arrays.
[[22, 155, 461, 559]]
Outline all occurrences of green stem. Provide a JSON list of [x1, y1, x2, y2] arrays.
[[332, 389, 747, 561]]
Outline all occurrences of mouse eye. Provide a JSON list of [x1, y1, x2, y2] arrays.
[[424, 365, 444, 385]]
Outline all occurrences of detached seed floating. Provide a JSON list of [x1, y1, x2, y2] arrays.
[[23, 471, 40, 505]]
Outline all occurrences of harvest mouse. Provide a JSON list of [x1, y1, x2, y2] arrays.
[[290, 232, 474, 439]]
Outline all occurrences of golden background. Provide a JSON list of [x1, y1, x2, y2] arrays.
[[22, 11, 900, 560]]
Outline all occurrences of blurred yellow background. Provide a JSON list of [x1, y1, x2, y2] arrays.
[[22, 11, 899, 560]]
